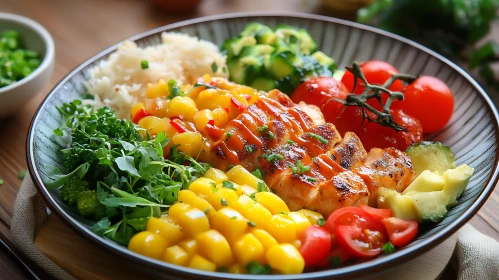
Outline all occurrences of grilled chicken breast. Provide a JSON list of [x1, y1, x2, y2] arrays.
[[206, 90, 414, 216]]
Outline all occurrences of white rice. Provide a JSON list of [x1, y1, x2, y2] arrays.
[[84, 32, 228, 119]]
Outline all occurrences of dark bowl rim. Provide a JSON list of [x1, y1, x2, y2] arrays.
[[27, 12, 499, 280]]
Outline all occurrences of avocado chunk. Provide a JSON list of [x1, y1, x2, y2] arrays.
[[377, 187, 419, 221], [408, 191, 449, 223], [403, 170, 445, 194], [406, 141, 456, 177], [443, 164, 474, 207]]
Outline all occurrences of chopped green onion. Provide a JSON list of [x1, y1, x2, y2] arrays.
[[287, 140, 294, 144], [245, 261, 271, 275], [141, 60, 149, 69], [306, 176, 317, 182], [278, 211, 288, 215], [222, 181, 236, 190], [53, 128, 63, 136], [383, 242, 395, 254], [308, 132, 328, 144], [246, 145, 253, 153], [317, 218, 326, 226], [211, 62, 218, 73], [249, 193, 256, 201], [257, 182, 268, 192], [258, 124, 268, 132], [289, 165, 297, 174], [225, 132, 232, 139], [247, 220, 256, 227], [221, 198, 228, 206], [231, 216, 237, 220], [266, 153, 283, 163], [228, 164, 235, 170], [203, 208, 211, 214], [210, 182, 216, 188], [296, 160, 311, 173], [268, 131, 275, 139], [251, 169, 263, 180]]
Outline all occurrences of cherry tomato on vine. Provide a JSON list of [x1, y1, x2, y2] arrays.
[[291, 77, 349, 121], [392, 76, 454, 133], [299, 225, 332, 267], [382, 217, 418, 247], [341, 61, 404, 94]]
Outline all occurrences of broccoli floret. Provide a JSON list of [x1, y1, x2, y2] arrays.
[[77, 190, 107, 220], [60, 176, 89, 206]]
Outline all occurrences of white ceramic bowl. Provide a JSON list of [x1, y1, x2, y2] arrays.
[[0, 13, 54, 118]]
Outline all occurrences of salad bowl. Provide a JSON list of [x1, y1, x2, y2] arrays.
[[27, 12, 499, 279]]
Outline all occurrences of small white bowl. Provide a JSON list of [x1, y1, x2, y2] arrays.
[[0, 13, 54, 118]]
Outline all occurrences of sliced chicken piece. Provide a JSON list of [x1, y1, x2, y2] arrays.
[[331, 132, 367, 170]]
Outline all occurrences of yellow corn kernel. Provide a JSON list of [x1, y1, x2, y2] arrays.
[[195, 229, 233, 267], [206, 187, 238, 210], [138, 116, 170, 136], [188, 178, 216, 198], [177, 190, 215, 219], [193, 109, 215, 132], [168, 203, 210, 238], [161, 245, 189, 266], [266, 214, 297, 243], [203, 168, 229, 184], [196, 89, 232, 110], [171, 132, 203, 158], [131, 102, 145, 119], [288, 212, 312, 238], [128, 231, 168, 260], [266, 244, 305, 274], [245, 202, 273, 230], [188, 254, 216, 272], [146, 217, 183, 246], [233, 233, 265, 265], [146, 79, 170, 98], [235, 185, 257, 197], [167, 96, 198, 122], [231, 195, 256, 218], [178, 239, 197, 257], [228, 264, 246, 274], [212, 107, 229, 127], [297, 209, 324, 225], [145, 98, 170, 118], [255, 192, 289, 214], [252, 229, 278, 252], [211, 207, 247, 244], [226, 165, 263, 189]]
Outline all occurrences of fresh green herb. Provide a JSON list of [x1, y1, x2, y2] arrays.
[[290, 165, 297, 174], [266, 153, 283, 163], [211, 62, 218, 73], [225, 132, 232, 139], [251, 169, 263, 180], [287, 140, 294, 145], [383, 242, 395, 254], [306, 176, 317, 182], [278, 211, 288, 215], [0, 179, 3, 185], [307, 132, 328, 144], [53, 128, 64, 136], [17, 170, 27, 180], [0, 30, 42, 88], [218, 266, 228, 273], [210, 182, 217, 188], [222, 66, 227, 73], [228, 164, 235, 170], [203, 208, 211, 214], [296, 160, 311, 173], [247, 220, 256, 227], [47, 100, 208, 246], [221, 198, 228, 206], [167, 79, 185, 98], [245, 261, 271, 275], [268, 131, 275, 140], [193, 82, 218, 89], [245, 145, 253, 153], [231, 216, 237, 220], [329, 256, 342, 268], [317, 218, 326, 226], [141, 60, 149, 70], [249, 193, 257, 201], [222, 180, 236, 190], [258, 124, 268, 132], [257, 182, 269, 192]]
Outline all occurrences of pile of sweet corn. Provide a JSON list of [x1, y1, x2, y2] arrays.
[[132, 76, 260, 159], [128, 165, 323, 275]]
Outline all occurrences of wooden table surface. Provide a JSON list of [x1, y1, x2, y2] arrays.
[[0, 0, 498, 278]]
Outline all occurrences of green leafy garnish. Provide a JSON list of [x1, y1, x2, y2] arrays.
[[221, 198, 228, 206], [251, 169, 263, 180], [383, 242, 395, 254], [167, 79, 185, 98], [245, 261, 271, 275], [222, 181, 236, 190], [307, 132, 328, 144], [317, 218, 326, 226], [211, 62, 218, 73], [225, 132, 232, 139], [267, 131, 275, 140], [141, 60, 149, 70], [257, 182, 269, 192], [266, 153, 283, 163], [247, 220, 256, 227], [258, 124, 268, 132], [245, 145, 253, 153]]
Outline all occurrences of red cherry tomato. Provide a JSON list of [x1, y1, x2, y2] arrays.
[[341, 61, 404, 109], [392, 76, 454, 133], [359, 205, 392, 222], [324, 207, 383, 236], [291, 77, 349, 121], [351, 109, 423, 151], [299, 225, 332, 267], [382, 217, 418, 247], [335, 225, 387, 258]]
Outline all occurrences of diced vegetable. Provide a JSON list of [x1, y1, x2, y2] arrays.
[[406, 141, 456, 177], [443, 165, 474, 207]]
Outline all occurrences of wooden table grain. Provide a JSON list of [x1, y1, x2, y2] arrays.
[[0, 0, 498, 278]]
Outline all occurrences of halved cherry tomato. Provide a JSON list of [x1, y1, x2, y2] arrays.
[[392, 76, 454, 133], [341, 60, 404, 95], [291, 77, 349, 122], [299, 225, 332, 267], [132, 108, 150, 124], [335, 225, 387, 258], [360, 205, 392, 223], [324, 207, 380, 234], [382, 217, 418, 247]]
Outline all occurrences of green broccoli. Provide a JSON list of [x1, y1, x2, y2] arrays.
[[77, 190, 107, 220], [60, 176, 89, 206]]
